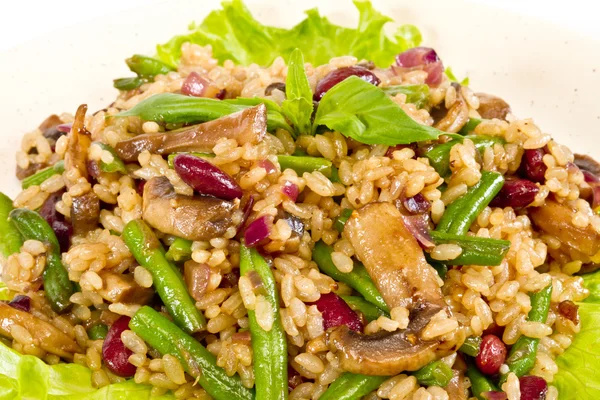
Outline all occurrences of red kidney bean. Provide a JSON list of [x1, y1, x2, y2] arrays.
[[489, 179, 539, 209], [136, 179, 146, 196], [310, 292, 363, 332], [102, 316, 136, 377], [558, 300, 579, 325], [519, 375, 548, 400], [8, 295, 31, 312], [39, 190, 72, 253], [475, 334, 507, 375], [173, 154, 243, 200], [314, 66, 381, 101], [403, 193, 431, 214], [520, 149, 547, 183]]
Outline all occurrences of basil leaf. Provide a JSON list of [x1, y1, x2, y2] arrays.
[[445, 66, 469, 86], [313, 76, 444, 145], [282, 49, 313, 136], [382, 84, 430, 109]]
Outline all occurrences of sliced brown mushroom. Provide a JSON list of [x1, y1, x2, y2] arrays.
[[115, 104, 267, 162], [433, 84, 469, 133], [574, 153, 600, 176], [16, 162, 45, 180], [142, 176, 238, 241], [183, 261, 211, 302], [0, 302, 82, 359], [71, 191, 100, 235], [329, 202, 462, 375], [475, 93, 511, 120], [97, 271, 154, 304]]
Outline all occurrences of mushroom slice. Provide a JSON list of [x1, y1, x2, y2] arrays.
[[71, 191, 100, 235], [0, 302, 82, 359], [575, 153, 600, 177], [97, 271, 154, 304], [475, 93, 511, 120], [433, 85, 469, 133], [142, 176, 238, 241], [115, 104, 267, 162]]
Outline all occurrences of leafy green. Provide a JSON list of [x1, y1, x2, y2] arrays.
[[313, 76, 444, 145], [281, 49, 313, 136], [155, 0, 421, 68], [381, 84, 430, 108], [445, 66, 469, 86]]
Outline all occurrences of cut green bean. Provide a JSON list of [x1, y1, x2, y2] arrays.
[[340, 295, 388, 322], [459, 336, 482, 357], [435, 171, 504, 235], [413, 360, 453, 387], [87, 324, 108, 340], [313, 241, 389, 312], [467, 359, 498, 400], [126, 54, 175, 79], [93, 142, 127, 174], [130, 306, 254, 400], [334, 208, 353, 232], [165, 237, 193, 262], [428, 260, 448, 280], [0, 193, 23, 260], [424, 135, 504, 177], [277, 155, 333, 178], [21, 160, 65, 189], [122, 219, 206, 333], [500, 284, 552, 384], [319, 373, 387, 400], [458, 118, 482, 135], [240, 244, 287, 400], [113, 77, 144, 90], [9, 208, 73, 312], [429, 231, 511, 266]]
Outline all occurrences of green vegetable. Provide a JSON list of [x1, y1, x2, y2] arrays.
[[9, 208, 73, 312], [21, 160, 65, 189], [87, 324, 108, 340], [122, 219, 206, 333], [334, 208, 353, 232], [93, 142, 127, 174], [312, 241, 389, 312], [156, 0, 420, 68], [116, 93, 292, 132], [445, 66, 469, 86], [429, 231, 511, 266], [500, 284, 552, 384], [165, 237, 193, 262], [319, 372, 387, 400], [313, 76, 445, 145], [429, 260, 448, 280], [340, 295, 388, 322], [424, 135, 504, 177], [126, 54, 175, 79], [0, 193, 23, 260], [113, 77, 144, 90], [435, 171, 504, 235], [130, 306, 254, 400], [224, 97, 294, 132], [240, 244, 287, 400], [412, 360, 453, 387], [382, 84, 430, 108], [458, 118, 482, 135], [277, 155, 333, 178], [466, 359, 498, 400], [282, 49, 313, 136], [459, 336, 482, 357]]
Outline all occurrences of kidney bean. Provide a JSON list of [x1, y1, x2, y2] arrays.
[[520, 149, 547, 183], [102, 316, 136, 377], [314, 66, 380, 101], [475, 334, 507, 375], [310, 292, 363, 332], [490, 179, 539, 209], [173, 154, 243, 200], [519, 375, 548, 400], [39, 190, 72, 253], [558, 300, 579, 325]]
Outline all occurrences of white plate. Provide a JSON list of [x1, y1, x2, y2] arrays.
[[1, 0, 599, 198]]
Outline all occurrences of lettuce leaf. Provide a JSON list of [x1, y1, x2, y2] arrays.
[[554, 272, 600, 399], [156, 0, 421, 68]]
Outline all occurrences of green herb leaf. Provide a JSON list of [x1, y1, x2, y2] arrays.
[[382, 84, 430, 108], [155, 0, 420, 68], [282, 49, 313, 136], [313, 76, 444, 145], [445, 66, 469, 86]]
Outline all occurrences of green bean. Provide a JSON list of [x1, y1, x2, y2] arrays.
[[122, 219, 206, 333], [21, 160, 65, 189], [130, 306, 254, 400], [319, 373, 387, 400], [125, 54, 175, 79], [424, 135, 504, 177], [429, 231, 511, 266], [413, 360, 453, 387], [382, 84, 430, 109], [277, 155, 333, 178], [0, 193, 23, 260], [113, 77, 144, 90], [165, 237, 193, 262], [435, 171, 504, 235], [458, 118, 482, 135], [500, 284, 552, 384], [428, 260, 448, 279], [9, 208, 73, 312], [334, 208, 353, 232], [240, 244, 287, 400], [87, 324, 108, 340], [93, 142, 127, 174], [459, 336, 482, 357], [312, 241, 389, 312], [466, 359, 498, 400], [167, 152, 214, 168], [340, 295, 388, 322]]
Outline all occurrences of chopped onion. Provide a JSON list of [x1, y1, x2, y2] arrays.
[[181, 72, 210, 97], [259, 159, 277, 175], [401, 214, 434, 249], [281, 181, 299, 202], [394, 47, 444, 87], [244, 215, 271, 247], [56, 123, 72, 133]]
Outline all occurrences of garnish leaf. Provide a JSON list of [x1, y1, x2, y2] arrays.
[[282, 49, 313, 136], [445, 66, 469, 86], [382, 84, 430, 109], [313, 76, 444, 145]]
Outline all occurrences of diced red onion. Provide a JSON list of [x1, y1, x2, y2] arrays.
[[8, 295, 31, 312], [244, 215, 272, 247], [181, 71, 210, 97], [281, 181, 299, 202], [56, 123, 72, 133], [236, 195, 255, 235], [402, 193, 431, 214], [102, 316, 136, 377], [39, 190, 72, 253], [395, 47, 444, 87], [311, 292, 363, 332], [401, 214, 434, 249], [259, 159, 277, 175]]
